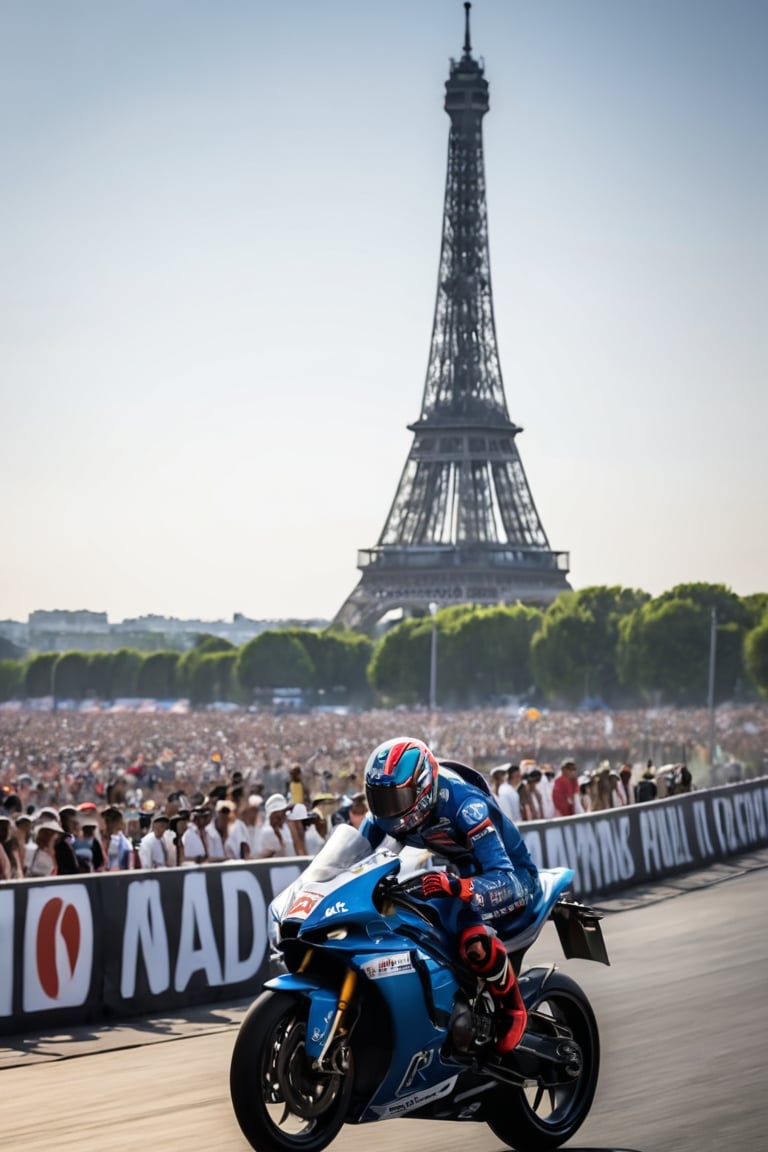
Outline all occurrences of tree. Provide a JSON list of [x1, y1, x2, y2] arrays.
[[110, 648, 141, 698], [235, 631, 315, 696], [0, 660, 24, 702], [438, 605, 541, 706], [368, 618, 430, 705], [187, 651, 240, 705], [53, 651, 90, 700], [24, 653, 57, 698], [87, 652, 114, 700], [744, 618, 768, 698], [617, 584, 748, 705], [136, 651, 179, 699], [531, 587, 648, 706]]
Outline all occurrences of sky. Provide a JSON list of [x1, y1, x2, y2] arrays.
[[2, 0, 767, 625]]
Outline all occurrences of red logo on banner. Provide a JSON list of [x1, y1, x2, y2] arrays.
[[36, 897, 81, 999]]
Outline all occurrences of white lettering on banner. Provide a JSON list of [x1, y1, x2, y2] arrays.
[[544, 816, 634, 894], [121, 880, 170, 998], [23, 886, 94, 1013], [221, 871, 267, 985], [175, 872, 223, 991], [639, 806, 694, 874], [693, 801, 715, 858], [522, 829, 543, 869], [713, 789, 768, 856], [0, 891, 13, 1016]]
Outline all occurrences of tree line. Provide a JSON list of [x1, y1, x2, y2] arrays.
[[1, 583, 767, 709]]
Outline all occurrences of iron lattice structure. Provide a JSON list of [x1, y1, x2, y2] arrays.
[[334, 5, 570, 633]]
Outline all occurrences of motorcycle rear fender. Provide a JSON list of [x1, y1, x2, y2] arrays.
[[551, 899, 610, 966]]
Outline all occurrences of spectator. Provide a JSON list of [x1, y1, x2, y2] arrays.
[[138, 812, 172, 868], [182, 806, 212, 864], [25, 819, 63, 877], [102, 806, 133, 870], [166, 811, 190, 866], [74, 810, 105, 872], [259, 793, 290, 858], [552, 759, 581, 818], [303, 808, 328, 855], [489, 765, 509, 800], [205, 802, 230, 862], [0, 812, 14, 880], [537, 764, 556, 819], [618, 763, 633, 805], [285, 802, 309, 855], [55, 806, 82, 875], [347, 793, 369, 830], [522, 766, 544, 820], [635, 768, 657, 804], [497, 765, 522, 823], [288, 764, 306, 806], [241, 795, 264, 858]]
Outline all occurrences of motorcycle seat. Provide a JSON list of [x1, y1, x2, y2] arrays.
[[499, 867, 574, 952]]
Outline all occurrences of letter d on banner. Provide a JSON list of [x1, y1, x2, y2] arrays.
[[23, 885, 94, 1013]]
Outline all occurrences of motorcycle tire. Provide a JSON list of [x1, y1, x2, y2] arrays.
[[230, 989, 354, 1152], [485, 969, 600, 1151]]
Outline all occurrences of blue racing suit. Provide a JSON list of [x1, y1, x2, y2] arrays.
[[360, 760, 541, 938]]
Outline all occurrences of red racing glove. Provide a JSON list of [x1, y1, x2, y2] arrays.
[[421, 871, 474, 903]]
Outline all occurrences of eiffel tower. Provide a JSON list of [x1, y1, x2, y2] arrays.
[[334, 4, 571, 633]]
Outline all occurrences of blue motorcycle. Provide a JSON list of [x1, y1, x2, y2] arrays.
[[230, 824, 609, 1152]]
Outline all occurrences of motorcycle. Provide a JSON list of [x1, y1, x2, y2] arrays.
[[230, 823, 609, 1152]]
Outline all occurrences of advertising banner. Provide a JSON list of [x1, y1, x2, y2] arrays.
[[1, 780, 766, 1037]]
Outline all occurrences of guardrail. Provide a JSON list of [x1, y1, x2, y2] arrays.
[[1, 777, 766, 1037]]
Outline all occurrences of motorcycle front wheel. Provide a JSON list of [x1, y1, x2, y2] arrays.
[[485, 970, 600, 1151], [230, 989, 354, 1152]]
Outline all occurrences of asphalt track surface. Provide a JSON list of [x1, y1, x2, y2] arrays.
[[3, 851, 768, 1152]]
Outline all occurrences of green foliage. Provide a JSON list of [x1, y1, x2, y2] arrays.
[[87, 652, 114, 700], [24, 653, 57, 698], [53, 651, 90, 700], [192, 633, 236, 654], [235, 631, 315, 694], [438, 605, 542, 705], [531, 586, 649, 706], [136, 651, 179, 699], [0, 659, 24, 701], [617, 584, 748, 705], [744, 621, 768, 697], [110, 649, 142, 698], [368, 617, 430, 705], [742, 593, 768, 628], [188, 651, 239, 704]]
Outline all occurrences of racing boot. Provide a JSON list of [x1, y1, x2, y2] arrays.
[[459, 924, 527, 1055]]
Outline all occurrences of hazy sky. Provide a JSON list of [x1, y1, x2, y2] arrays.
[[2, 0, 766, 625]]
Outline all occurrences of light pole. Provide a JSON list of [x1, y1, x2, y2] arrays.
[[429, 602, 438, 712], [707, 607, 718, 773]]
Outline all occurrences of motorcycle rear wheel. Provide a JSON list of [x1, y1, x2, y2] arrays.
[[230, 989, 354, 1152], [485, 970, 599, 1151]]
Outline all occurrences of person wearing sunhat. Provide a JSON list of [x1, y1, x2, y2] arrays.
[[25, 819, 64, 877], [74, 804, 105, 872], [258, 793, 290, 858]]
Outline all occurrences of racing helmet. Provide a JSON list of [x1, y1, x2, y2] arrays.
[[364, 737, 439, 836]]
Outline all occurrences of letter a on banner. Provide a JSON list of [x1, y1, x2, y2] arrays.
[[23, 885, 94, 1013]]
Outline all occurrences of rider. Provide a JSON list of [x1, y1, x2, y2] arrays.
[[361, 737, 541, 1055]]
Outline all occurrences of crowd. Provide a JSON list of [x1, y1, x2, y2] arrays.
[[0, 702, 765, 880]]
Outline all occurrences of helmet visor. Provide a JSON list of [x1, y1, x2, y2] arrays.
[[366, 782, 418, 821]]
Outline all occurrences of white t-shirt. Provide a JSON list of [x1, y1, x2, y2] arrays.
[[497, 780, 521, 823], [259, 824, 288, 858], [182, 824, 209, 863], [139, 831, 170, 869]]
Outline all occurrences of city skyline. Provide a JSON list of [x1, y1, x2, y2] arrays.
[[2, 0, 767, 624]]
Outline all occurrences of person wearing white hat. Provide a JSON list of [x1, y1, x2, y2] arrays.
[[258, 794, 290, 858], [25, 820, 64, 878], [241, 795, 265, 858]]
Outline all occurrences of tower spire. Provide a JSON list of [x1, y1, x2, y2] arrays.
[[334, 8, 570, 633], [463, 2, 472, 57]]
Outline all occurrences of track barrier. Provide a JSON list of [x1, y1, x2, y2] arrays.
[[2, 778, 767, 1037]]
